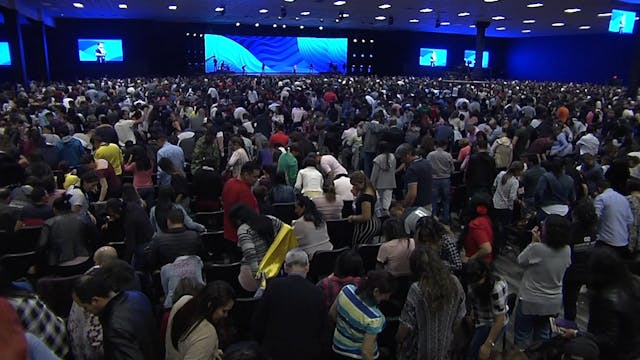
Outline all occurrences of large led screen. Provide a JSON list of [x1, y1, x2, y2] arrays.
[[78, 39, 124, 62], [0, 42, 10, 66], [609, 9, 636, 34], [464, 50, 490, 68], [419, 48, 447, 67], [204, 34, 348, 73]]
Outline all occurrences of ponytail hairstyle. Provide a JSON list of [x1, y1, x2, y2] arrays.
[[296, 194, 325, 229], [501, 161, 524, 186], [350, 170, 376, 194], [323, 181, 337, 202]]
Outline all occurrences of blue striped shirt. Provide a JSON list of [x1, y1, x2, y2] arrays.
[[332, 284, 385, 359]]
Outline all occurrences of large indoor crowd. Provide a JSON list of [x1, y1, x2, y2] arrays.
[[0, 74, 639, 360]]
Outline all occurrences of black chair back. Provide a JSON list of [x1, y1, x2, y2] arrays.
[[270, 203, 296, 225], [342, 200, 354, 218], [308, 247, 350, 283], [36, 274, 84, 317], [201, 231, 240, 263], [194, 211, 224, 231], [0, 251, 38, 281], [10, 226, 43, 253], [230, 297, 261, 341], [203, 262, 250, 296], [326, 219, 354, 249], [357, 243, 382, 272]]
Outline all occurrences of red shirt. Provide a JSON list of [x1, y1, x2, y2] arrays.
[[222, 177, 259, 242], [323, 91, 338, 104], [269, 131, 289, 148], [464, 215, 494, 263]]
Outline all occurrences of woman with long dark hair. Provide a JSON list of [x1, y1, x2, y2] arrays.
[[124, 145, 154, 209], [295, 156, 324, 199], [415, 216, 463, 274], [158, 157, 189, 209], [396, 247, 466, 360], [376, 218, 414, 277], [348, 171, 381, 246], [166, 281, 235, 360], [329, 270, 395, 360], [293, 194, 333, 259], [312, 180, 344, 221], [150, 187, 204, 233], [229, 203, 284, 292], [464, 260, 508, 360]]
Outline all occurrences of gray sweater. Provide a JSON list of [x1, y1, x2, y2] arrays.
[[371, 153, 397, 190]]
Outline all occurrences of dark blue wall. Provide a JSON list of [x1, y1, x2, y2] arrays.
[[506, 33, 637, 84]]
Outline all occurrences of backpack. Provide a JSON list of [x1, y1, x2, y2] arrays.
[[494, 142, 513, 169]]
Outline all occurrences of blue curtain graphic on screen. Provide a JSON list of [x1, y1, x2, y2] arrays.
[[0, 42, 11, 66], [204, 34, 347, 73], [464, 50, 489, 68], [78, 39, 124, 62], [419, 48, 447, 67], [609, 9, 636, 34]]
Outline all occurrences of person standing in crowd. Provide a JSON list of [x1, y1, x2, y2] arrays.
[[253, 248, 327, 360], [316, 250, 365, 308], [376, 218, 415, 277], [513, 215, 571, 347], [371, 141, 397, 217], [292, 195, 333, 259], [330, 270, 394, 360], [492, 161, 524, 254], [466, 135, 497, 197], [276, 143, 300, 186], [464, 260, 508, 360], [427, 139, 454, 224], [348, 171, 381, 246], [318, 152, 348, 181], [361, 116, 386, 177], [223, 162, 260, 242], [165, 281, 235, 360], [414, 216, 463, 274], [534, 157, 576, 222], [156, 134, 185, 187], [227, 137, 250, 179], [147, 208, 203, 269], [123, 145, 154, 209], [312, 181, 344, 221], [395, 143, 433, 211], [92, 135, 124, 176], [463, 193, 495, 264], [72, 268, 159, 360], [521, 153, 545, 213], [190, 126, 221, 174], [295, 156, 324, 199], [593, 180, 633, 257], [396, 247, 466, 360]]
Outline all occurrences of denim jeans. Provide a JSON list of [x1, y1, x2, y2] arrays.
[[363, 151, 375, 177], [513, 301, 552, 347], [432, 177, 451, 224], [467, 324, 505, 360]]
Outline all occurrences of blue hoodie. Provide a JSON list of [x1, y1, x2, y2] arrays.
[[56, 136, 85, 167]]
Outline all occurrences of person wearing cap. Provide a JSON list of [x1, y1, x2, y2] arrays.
[[395, 143, 433, 212], [253, 248, 326, 360]]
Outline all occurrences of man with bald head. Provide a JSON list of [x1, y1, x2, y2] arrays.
[[93, 246, 118, 267]]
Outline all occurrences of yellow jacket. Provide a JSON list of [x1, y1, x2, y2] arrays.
[[257, 223, 298, 287]]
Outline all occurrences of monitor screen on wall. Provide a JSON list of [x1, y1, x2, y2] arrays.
[[204, 34, 348, 74], [78, 39, 124, 62], [0, 42, 10, 66], [464, 50, 489, 68], [419, 48, 447, 67], [609, 9, 636, 34]]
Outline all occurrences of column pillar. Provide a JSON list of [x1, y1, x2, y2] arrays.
[[473, 21, 490, 80]]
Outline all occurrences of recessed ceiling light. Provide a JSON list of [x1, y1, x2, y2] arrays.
[[300, 11, 310, 16], [333, 0, 347, 5], [118, 4, 127, 9], [342, 13, 349, 17], [458, 12, 471, 17], [579, 25, 591, 30], [168, 4, 177, 10], [375, 16, 386, 20], [282, 24, 286, 28], [551, 22, 565, 27], [284, 0, 294, 2], [527, 3, 543, 8], [564, 8, 581, 13], [319, 26, 324, 30], [440, 21, 451, 25], [378, 4, 391, 9], [523, 19, 536, 23], [637, 16, 640, 20], [299, 25, 304, 29], [259, 9, 268, 13], [409, 19, 419, 23], [522, 29, 532, 33], [484, 0, 500, 2], [597, 12, 612, 17], [470, 24, 476, 28], [273, 23, 278, 27], [492, 16, 505, 20], [214, 7, 224, 12], [235, 22, 240, 26], [72, 2, 84, 8], [419, 8, 433, 13], [496, 26, 506, 30], [255, 22, 260, 27]]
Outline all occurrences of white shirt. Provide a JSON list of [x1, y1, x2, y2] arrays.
[[234, 107, 249, 121], [320, 155, 347, 178], [333, 176, 354, 201], [576, 133, 599, 156], [291, 107, 306, 124], [341, 127, 357, 145], [114, 119, 137, 146], [295, 167, 324, 195]]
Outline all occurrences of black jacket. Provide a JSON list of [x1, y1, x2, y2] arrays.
[[587, 276, 640, 360], [253, 274, 327, 360], [99, 291, 159, 360]]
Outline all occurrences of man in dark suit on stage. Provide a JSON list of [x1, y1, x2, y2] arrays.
[[253, 248, 327, 360]]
